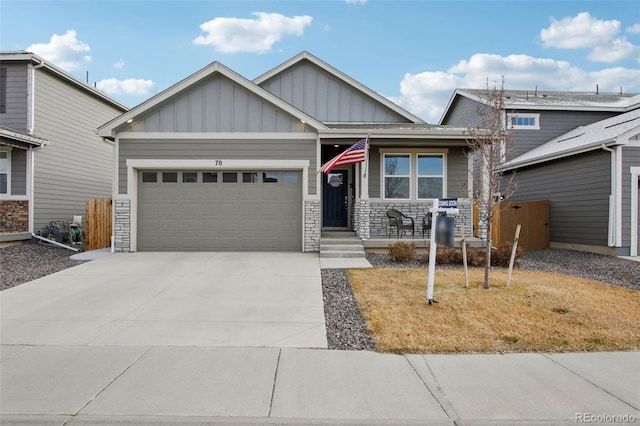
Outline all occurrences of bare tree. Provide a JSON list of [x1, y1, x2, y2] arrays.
[[465, 78, 517, 289]]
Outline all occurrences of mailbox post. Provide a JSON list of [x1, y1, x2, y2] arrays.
[[427, 198, 459, 304]]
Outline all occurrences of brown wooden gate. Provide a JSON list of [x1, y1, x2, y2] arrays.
[[494, 200, 549, 250], [85, 198, 112, 251]]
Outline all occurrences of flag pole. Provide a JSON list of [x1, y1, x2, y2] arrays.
[[363, 131, 371, 178]]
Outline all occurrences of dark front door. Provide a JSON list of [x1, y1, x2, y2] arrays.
[[322, 170, 349, 228]]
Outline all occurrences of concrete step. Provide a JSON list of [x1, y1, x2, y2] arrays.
[[319, 250, 367, 258], [321, 231, 357, 238], [320, 243, 364, 252], [320, 238, 362, 245]]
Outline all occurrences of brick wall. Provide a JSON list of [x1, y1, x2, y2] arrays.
[[304, 199, 320, 252], [369, 199, 472, 238], [0, 200, 29, 232], [114, 199, 130, 252]]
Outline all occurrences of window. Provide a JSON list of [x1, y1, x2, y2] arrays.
[[383, 154, 410, 199], [417, 155, 444, 199], [162, 172, 178, 183], [222, 172, 237, 183], [0, 68, 6, 113], [381, 151, 447, 200], [203, 172, 217, 183], [142, 172, 157, 183], [282, 172, 299, 184], [263, 172, 278, 183], [507, 113, 539, 130], [242, 172, 257, 183], [182, 172, 197, 183], [0, 149, 9, 194]]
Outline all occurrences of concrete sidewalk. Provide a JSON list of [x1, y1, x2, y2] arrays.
[[1, 347, 638, 425]]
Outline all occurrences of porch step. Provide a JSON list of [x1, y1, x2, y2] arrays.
[[319, 234, 366, 259], [319, 250, 366, 258]]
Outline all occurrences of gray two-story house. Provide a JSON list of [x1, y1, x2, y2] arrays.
[[0, 51, 128, 242], [99, 51, 474, 253], [441, 89, 640, 256]]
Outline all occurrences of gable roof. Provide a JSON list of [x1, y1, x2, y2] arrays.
[[500, 107, 640, 170], [98, 61, 327, 138], [253, 51, 425, 124], [440, 88, 640, 124], [0, 51, 129, 112]]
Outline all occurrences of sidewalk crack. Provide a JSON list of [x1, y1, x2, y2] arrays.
[[267, 348, 282, 418]]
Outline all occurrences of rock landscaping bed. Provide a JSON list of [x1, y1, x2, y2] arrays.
[[0, 240, 86, 291]]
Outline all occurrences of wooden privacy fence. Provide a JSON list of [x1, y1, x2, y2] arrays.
[[474, 199, 550, 250], [85, 197, 112, 251]]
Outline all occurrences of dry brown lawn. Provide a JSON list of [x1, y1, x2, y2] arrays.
[[348, 268, 640, 354]]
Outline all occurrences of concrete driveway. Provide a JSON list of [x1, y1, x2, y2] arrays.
[[0, 252, 327, 348]]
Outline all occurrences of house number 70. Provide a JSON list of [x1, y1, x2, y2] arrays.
[[215, 160, 223, 166]]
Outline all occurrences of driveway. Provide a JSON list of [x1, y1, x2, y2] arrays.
[[0, 252, 327, 348]]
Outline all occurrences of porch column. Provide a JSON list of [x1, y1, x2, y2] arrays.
[[355, 160, 371, 239]]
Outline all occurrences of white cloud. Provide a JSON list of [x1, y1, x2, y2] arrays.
[[96, 78, 155, 96], [540, 12, 620, 49], [626, 23, 640, 34], [193, 12, 313, 54], [113, 59, 125, 69], [26, 30, 91, 71], [587, 37, 640, 63], [393, 53, 640, 123], [346, 0, 367, 4]]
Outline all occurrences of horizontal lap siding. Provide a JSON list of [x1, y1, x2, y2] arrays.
[[126, 74, 309, 133], [259, 60, 409, 123], [118, 138, 317, 195], [1, 62, 28, 132], [510, 110, 618, 159], [441, 96, 488, 128], [510, 150, 611, 246], [621, 146, 640, 247], [10, 148, 27, 195], [367, 145, 468, 199], [32, 70, 123, 229]]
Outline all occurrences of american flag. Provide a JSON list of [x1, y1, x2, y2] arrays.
[[319, 138, 368, 174]]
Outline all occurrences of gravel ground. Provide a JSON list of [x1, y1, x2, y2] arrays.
[[321, 269, 376, 351], [0, 240, 86, 291], [3, 241, 638, 351]]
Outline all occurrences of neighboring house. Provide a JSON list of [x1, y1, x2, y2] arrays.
[[98, 51, 473, 252], [0, 51, 128, 242], [440, 88, 640, 256]]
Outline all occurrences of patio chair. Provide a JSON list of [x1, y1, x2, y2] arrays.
[[386, 209, 415, 238], [422, 214, 432, 238]]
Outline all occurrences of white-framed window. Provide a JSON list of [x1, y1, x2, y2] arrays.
[[507, 113, 540, 130], [381, 150, 447, 200], [0, 147, 10, 195], [383, 153, 411, 199], [417, 154, 444, 199]]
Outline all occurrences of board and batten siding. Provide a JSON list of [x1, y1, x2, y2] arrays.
[[259, 60, 409, 123], [367, 145, 468, 199], [621, 146, 640, 249], [124, 74, 310, 134], [509, 150, 611, 246], [0, 62, 28, 132], [32, 68, 124, 229], [118, 138, 317, 195], [10, 148, 27, 195]]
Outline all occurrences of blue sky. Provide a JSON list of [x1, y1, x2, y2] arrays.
[[2, 0, 639, 123]]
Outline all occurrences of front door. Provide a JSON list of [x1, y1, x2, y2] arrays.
[[322, 170, 349, 228]]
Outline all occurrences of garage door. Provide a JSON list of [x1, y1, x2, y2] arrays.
[[137, 170, 302, 251]]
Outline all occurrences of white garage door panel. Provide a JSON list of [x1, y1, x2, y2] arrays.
[[137, 171, 302, 251]]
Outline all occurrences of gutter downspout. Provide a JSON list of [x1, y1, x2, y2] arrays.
[[28, 143, 46, 234], [27, 59, 46, 234], [602, 144, 617, 247]]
